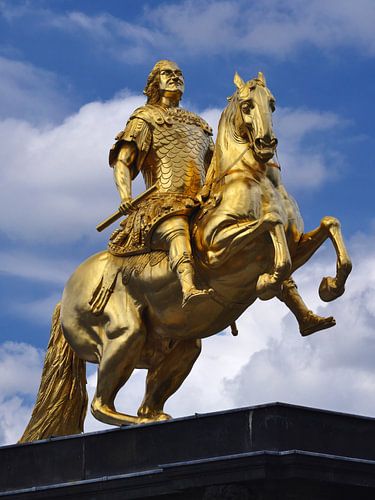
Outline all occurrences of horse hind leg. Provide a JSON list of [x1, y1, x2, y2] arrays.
[[137, 338, 202, 421], [91, 294, 147, 427]]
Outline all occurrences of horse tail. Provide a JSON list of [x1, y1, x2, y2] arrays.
[[19, 303, 88, 443]]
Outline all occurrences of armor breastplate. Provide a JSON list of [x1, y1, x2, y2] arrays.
[[142, 108, 211, 197]]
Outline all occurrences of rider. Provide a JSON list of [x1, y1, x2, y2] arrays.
[[108, 60, 214, 308]]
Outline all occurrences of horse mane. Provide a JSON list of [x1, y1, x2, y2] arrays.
[[222, 90, 247, 149], [203, 88, 245, 189]]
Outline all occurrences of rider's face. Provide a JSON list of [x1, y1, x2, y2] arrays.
[[159, 63, 185, 96]]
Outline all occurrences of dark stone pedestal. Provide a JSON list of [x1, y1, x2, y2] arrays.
[[2, 403, 375, 499]]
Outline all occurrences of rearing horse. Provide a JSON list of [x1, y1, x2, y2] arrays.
[[20, 72, 351, 442]]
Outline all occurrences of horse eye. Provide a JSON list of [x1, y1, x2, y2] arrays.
[[242, 100, 253, 113]]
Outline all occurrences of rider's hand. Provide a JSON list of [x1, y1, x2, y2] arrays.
[[119, 197, 134, 215]]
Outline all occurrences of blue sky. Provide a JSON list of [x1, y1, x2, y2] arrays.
[[1, 0, 375, 444]]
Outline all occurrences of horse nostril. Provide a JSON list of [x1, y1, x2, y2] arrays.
[[255, 137, 278, 148]]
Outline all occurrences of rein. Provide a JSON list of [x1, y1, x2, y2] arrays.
[[213, 143, 251, 186], [213, 142, 280, 188]]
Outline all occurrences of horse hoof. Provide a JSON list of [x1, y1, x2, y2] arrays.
[[91, 400, 139, 426], [319, 277, 345, 302], [256, 274, 281, 300], [154, 412, 172, 422], [137, 410, 172, 423]]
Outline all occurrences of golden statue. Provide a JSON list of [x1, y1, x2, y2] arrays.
[[20, 62, 352, 443]]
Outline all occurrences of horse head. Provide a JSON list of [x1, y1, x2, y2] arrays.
[[227, 71, 278, 163]]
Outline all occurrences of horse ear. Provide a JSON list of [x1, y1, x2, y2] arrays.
[[257, 72, 266, 85], [233, 72, 245, 90]]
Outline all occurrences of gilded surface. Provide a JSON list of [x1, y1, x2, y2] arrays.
[[20, 62, 352, 443], [110, 106, 212, 193], [143, 108, 210, 194], [108, 194, 197, 256]]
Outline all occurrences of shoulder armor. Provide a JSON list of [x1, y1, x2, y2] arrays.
[[127, 105, 166, 127], [129, 105, 213, 134], [109, 108, 152, 167]]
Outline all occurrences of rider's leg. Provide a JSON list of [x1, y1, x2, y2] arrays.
[[279, 277, 336, 336], [138, 338, 202, 420], [153, 217, 211, 308], [91, 292, 147, 426]]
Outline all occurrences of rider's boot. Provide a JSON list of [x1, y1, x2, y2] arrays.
[[280, 277, 336, 336], [176, 261, 212, 309]]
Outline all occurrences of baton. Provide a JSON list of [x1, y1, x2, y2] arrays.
[[96, 183, 158, 232]]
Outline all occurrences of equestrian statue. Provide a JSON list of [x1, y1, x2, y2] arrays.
[[20, 61, 351, 442]]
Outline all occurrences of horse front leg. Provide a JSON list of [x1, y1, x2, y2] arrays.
[[256, 222, 292, 300], [292, 216, 352, 302], [204, 213, 291, 300], [205, 213, 279, 266]]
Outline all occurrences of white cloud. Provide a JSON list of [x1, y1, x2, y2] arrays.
[[225, 234, 375, 417], [274, 107, 342, 188], [0, 342, 44, 444], [48, 10, 161, 64], [0, 342, 43, 396], [275, 108, 339, 144], [0, 93, 146, 243], [9, 292, 61, 325], [145, 0, 375, 58], [0, 56, 71, 123], [0, 396, 34, 445], [0, 251, 75, 284], [2, 0, 374, 61]]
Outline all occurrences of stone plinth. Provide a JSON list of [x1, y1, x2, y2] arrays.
[[1, 403, 375, 499]]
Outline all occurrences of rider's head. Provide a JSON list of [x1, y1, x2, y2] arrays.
[[144, 60, 184, 105]]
